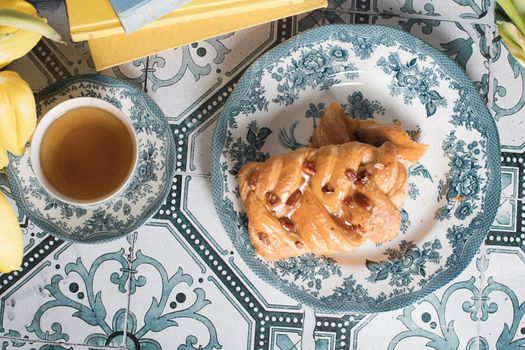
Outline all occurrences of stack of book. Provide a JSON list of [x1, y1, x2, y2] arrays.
[[65, 0, 327, 70]]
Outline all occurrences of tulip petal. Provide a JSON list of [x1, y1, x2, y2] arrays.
[[3, 72, 36, 152], [0, 80, 19, 155], [0, 191, 23, 273]]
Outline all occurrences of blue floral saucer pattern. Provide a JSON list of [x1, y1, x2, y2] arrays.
[[211, 25, 501, 313], [7, 75, 176, 243]]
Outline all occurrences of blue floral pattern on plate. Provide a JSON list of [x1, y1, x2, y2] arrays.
[[271, 46, 359, 106], [377, 52, 447, 117], [211, 25, 500, 313], [7, 75, 176, 243]]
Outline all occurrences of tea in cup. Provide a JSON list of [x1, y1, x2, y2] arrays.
[[31, 97, 138, 206]]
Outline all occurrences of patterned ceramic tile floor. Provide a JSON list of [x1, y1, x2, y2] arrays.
[[1, 0, 525, 349]]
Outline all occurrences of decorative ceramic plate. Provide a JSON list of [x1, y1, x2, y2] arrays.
[[7, 75, 175, 243], [211, 25, 500, 313]]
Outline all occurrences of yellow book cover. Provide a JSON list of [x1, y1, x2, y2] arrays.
[[88, 0, 327, 70], [67, 0, 306, 41]]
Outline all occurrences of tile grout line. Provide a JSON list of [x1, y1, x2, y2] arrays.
[[300, 307, 317, 350], [172, 171, 211, 178], [144, 55, 150, 94], [477, 247, 487, 347], [475, 11, 497, 345], [487, 21, 497, 123], [120, 232, 137, 350]]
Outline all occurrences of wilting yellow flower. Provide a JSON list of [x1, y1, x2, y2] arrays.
[[0, 70, 36, 161]]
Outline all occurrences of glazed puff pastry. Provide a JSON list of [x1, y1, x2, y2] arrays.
[[312, 103, 427, 164], [238, 104, 427, 261]]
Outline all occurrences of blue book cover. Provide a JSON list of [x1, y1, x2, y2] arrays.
[[109, 0, 192, 33]]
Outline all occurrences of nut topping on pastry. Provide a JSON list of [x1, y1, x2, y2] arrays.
[[265, 192, 280, 206], [322, 183, 335, 194], [258, 232, 271, 245], [355, 170, 369, 185], [286, 190, 302, 208], [279, 217, 296, 232], [303, 160, 316, 175], [344, 169, 357, 182], [353, 192, 372, 211], [342, 196, 355, 208]]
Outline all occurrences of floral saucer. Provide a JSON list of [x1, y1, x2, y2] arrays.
[[211, 25, 501, 313], [7, 75, 175, 243]]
